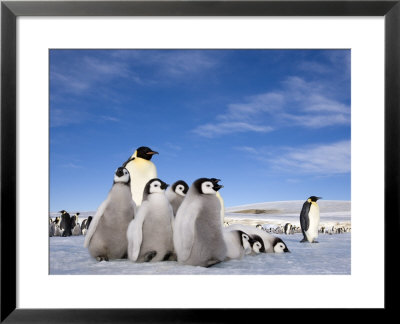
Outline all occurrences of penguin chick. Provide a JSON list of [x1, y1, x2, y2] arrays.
[[223, 229, 253, 260], [72, 223, 82, 236], [122, 146, 158, 206], [300, 196, 322, 243], [165, 180, 189, 216], [127, 178, 175, 263], [173, 178, 227, 267], [249, 234, 266, 254], [84, 167, 136, 261], [226, 224, 290, 253]]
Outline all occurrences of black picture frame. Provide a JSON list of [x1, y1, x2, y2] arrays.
[[1, 0, 398, 322]]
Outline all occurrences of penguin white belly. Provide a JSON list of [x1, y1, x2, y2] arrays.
[[216, 192, 225, 225], [306, 204, 320, 242], [126, 159, 157, 206]]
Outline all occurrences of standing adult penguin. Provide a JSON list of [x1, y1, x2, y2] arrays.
[[300, 196, 322, 243], [59, 210, 72, 237], [127, 178, 175, 263], [84, 167, 136, 261], [122, 146, 158, 206], [49, 218, 55, 237], [165, 180, 189, 216], [174, 178, 227, 267]]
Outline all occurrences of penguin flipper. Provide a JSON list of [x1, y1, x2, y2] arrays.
[[128, 202, 147, 261], [83, 198, 109, 248], [122, 155, 135, 168], [300, 202, 310, 232], [178, 206, 199, 262]]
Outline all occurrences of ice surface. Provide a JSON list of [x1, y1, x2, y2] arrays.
[[49, 200, 350, 275]]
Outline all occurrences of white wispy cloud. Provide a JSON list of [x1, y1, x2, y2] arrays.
[[193, 121, 273, 138], [193, 74, 350, 138], [237, 140, 351, 175]]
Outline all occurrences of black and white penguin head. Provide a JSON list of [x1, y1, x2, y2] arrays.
[[114, 167, 130, 184], [238, 231, 252, 251], [273, 237, 290, 253], [59, 210, 67, 215], [145, 178, 169, 195], [135, 146, 159, 161], [250, 234, 266, 253], [172, 180, 189, 197], [194, 178, 223, 195], [307, 196, 322, 203]]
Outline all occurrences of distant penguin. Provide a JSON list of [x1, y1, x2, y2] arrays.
[[59, 210, 72, 237], [84, 167, 136, 261], [174, 178, 227, 267], [223, 229, 253, 260], [49, 218, 55, 237], [165, 180, 189, 216], [227, 224, 290, 253], [122, 146, 158, 206], [300, 196, 322, 243], [70, 213, 80, 229], [284, 223, 292, 235], [72, 223, 82, 236], [86, 216, 93, 229], [127, 178, 175, 263]]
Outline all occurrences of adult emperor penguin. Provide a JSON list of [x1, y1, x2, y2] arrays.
[[300, 196, 322, 243], [127, 178, 175, 263], [223, 229, 253, 260], [122, 146, 158, 206], [59, 210, 72, 237], [227, 224, 290, 253], [84, 167, 136, 261], [165, 180, 189, 216], [173, 178, 227, 267]]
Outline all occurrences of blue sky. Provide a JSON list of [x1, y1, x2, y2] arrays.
[[50, 49, 351, 212]]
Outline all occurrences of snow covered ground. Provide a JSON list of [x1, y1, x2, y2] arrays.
[[49, 200, 351, 275]]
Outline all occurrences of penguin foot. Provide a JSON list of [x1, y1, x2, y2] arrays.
[[312, 241, 319, 243], [144, 251, 157, 262], [96, 256, 109, 262], [205, 260, 221, 268], [162, 251, 176, 261], [300, 238, 308, 243]]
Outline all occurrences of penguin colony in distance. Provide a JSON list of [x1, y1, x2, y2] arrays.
[[127, 178, 175, 262], [122, 146, 158, 207], [84, 167, 136, 261], [300, 196, 322, 243]]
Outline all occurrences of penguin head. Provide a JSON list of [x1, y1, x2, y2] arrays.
[[113, 167, 130, 184], [307, 196, 322, 203], [135, 146, 159, 160], [250, 234, 266, 253], [172, 180, 189, 197], [59, 210, 66, 214], [193, 178, 223, 195], [273, 238, 290, 253], [145, 178, 169, 196], [238, 231, 252, 250]]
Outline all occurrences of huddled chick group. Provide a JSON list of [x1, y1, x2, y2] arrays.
[[81, 146, 290, 267]]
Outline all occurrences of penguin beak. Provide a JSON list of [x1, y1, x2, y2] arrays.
[[284, 247, 290, 253], [211, 178, 223, 191], [161, 182, 168, 190], [147, 151, 158, 155]]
